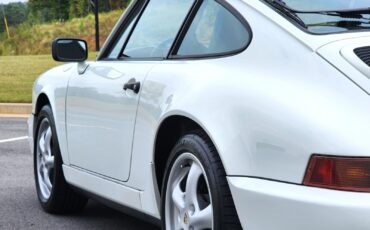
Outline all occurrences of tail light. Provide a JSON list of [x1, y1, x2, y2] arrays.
[[303, 155, 370, 192]]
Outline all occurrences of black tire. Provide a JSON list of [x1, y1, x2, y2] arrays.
[[34, 105, 88, 214], [161, 130, 242, 230]]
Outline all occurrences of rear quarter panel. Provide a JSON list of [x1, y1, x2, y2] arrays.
[[129, 0, 370, 194]]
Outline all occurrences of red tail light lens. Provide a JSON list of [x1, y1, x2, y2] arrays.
[[303, 155, 370, 192]]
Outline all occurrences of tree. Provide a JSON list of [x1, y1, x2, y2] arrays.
[[27, 0, 70, 23], [55, 0, 70, 21], [69, 0, 88, 18], [0, 3, 27, 33], [109, 0, 131, 10], [0, 0, 131, 32]]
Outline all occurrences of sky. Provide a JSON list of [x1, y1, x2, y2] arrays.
[[0, 0, 27, 4]]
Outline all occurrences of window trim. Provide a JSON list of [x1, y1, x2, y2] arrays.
[[117, 0, 152, 60], [119, 0, 198, 61], [168, 0, 253, 60], [98, 0, 148, 61], [166, 0, 204, 59], [99, 0, 253, 61]]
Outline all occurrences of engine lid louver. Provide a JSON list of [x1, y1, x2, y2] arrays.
[[354, 46, 370, 67]]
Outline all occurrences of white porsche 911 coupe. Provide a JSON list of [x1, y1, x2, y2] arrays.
[[28, 0, 370, 229]]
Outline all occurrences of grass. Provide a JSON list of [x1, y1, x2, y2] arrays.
[[0, 10, 122, 56], [0, 10, 121, 103], [0, 53, 96, 103], [0, 55, 59, 103]]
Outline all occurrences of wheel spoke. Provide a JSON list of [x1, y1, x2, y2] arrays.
[[44, 127, 52, 156], [185, 162, 202, 209], [172, 166, 189, 211], [36, 119, 54, 200], [172, 183, 185, 211], [38, 134, 46, 155], [45, 179, 52, 191], [190, 204, 213, 229], [175, 218, 183, 230], [45, 155, 55, 169], [43, 167, 52, 190], [39, 164, 44, 175], [165, 153, 213, 230]]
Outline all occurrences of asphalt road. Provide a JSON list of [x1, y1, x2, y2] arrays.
[[0, 117, 159, 230]]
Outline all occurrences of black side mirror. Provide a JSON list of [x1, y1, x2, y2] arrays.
[[52, 38, 88, 62]]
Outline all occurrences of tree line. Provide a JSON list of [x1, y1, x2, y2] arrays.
[[0, 0, 131, 33]]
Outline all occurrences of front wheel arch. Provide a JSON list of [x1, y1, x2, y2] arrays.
[[35, 93, 51, 117], [34, 104, 87, 213]]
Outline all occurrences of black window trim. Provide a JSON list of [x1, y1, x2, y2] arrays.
[[168, 0, 253, 60], [116, 0, 152, 61], [99, 0, 149, 61], [118, 0, 198, 61], [166, 0, 204, 59], [99, 0, 253, 61]]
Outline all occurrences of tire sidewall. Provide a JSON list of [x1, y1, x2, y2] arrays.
[[34, 105, 63, 208], [161, 134, 224, 230]]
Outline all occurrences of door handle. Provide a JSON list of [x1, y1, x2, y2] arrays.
[[123, 78, 141, 94]]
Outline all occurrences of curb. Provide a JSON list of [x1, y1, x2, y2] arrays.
[[0, 103, 32, 115]]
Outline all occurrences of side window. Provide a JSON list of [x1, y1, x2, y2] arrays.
[[108, 12, 140, 59], [176, 0, 250, 57], [123, 0, 195, 59]]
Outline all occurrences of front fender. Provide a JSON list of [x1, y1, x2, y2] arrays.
[[32, 63, 75, 165]]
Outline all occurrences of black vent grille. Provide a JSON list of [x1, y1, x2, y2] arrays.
[[354, 46, 370, 67]]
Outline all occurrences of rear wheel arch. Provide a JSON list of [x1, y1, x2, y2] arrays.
[[157, 120, 243, 229], [154, 115, 218, 195]]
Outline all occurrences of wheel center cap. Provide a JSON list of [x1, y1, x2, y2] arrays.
[[183, 212, 189, 225]]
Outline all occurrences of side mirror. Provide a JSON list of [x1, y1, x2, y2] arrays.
[[52, 38, 88, 62]]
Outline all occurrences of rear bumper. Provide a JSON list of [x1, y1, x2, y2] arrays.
[[228, 177, 370, 230], [27, 114, 34, 155]]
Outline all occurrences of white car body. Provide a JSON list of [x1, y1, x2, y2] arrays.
[[28, 0, 370, 229]]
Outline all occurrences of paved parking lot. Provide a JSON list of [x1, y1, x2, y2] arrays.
[[0, 117, 159, 230]]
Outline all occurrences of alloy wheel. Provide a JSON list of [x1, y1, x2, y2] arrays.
[[165, 152, 213, 230], [36, 118, 55, 200]]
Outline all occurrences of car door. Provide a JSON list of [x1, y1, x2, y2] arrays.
[[66, 0, 196, 182]]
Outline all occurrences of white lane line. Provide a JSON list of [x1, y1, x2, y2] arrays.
[[0, 136, 28, 144]]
